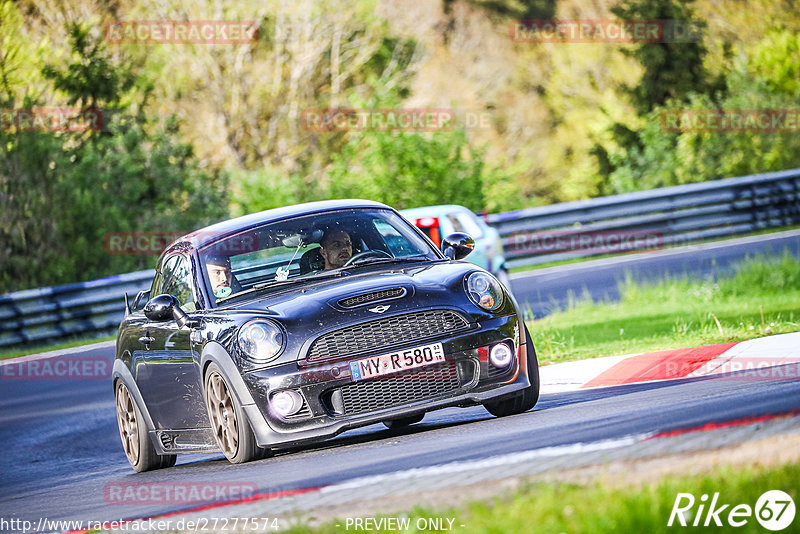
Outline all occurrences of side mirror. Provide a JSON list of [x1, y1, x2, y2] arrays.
[[144, 294, 178, 322], [442, 232, 475, 260], [144, 294, 196, 328]]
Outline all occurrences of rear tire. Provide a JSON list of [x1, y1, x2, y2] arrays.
[[204, 363, 269, 464], [382, 413, 424, 429], [483, 325, 540, 417], [115, 381, 177, 472]]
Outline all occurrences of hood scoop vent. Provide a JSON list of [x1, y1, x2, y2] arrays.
[[338, 287, 407, 308]]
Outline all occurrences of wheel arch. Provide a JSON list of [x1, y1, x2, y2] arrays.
[[200, 342, 274, 459], [112, 358, 156, 433], [199, 342, 258, 408]]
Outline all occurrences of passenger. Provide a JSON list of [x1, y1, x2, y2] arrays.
[[205, 255, 240, 298]]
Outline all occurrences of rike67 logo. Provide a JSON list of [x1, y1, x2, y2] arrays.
[[669, 490, 795, 530]]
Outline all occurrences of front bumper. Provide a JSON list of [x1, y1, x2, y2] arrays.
[[239, 313, 530, 449]]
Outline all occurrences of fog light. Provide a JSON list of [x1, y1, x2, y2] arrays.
[[489, 343, 513, 368], [271, 390, 303, 417]]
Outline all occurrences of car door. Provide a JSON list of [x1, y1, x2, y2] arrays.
[[135, 254, 208, 430]]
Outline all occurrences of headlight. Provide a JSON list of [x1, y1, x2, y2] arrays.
[[237, 320, 285, 363], [466, 272, 504, 312]]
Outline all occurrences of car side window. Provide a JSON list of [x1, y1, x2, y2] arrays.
[[150, 256, 171, 296], [161, 255, 196, 311]]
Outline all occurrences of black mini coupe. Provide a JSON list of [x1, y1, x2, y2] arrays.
[[113, 200, 539, 471]]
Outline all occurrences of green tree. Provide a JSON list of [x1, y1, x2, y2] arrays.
[[326, 127, 488, 211], [41, 22, 135, 110], [604, 28, 800, 194], [1, 21, 228, 292], [611, 0, 722, 115], [231, 126, 503, 215], [591, 0, 728, 194]]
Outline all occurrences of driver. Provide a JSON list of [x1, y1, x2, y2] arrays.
[[319, 229, 353, 270], [205, 255, 240, 298]]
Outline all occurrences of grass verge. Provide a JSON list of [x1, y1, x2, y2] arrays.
[[0, 334, 115, 360], [509, 225, 800, 274], [284, 458, 799, 533], [528, 251, 800, 364]]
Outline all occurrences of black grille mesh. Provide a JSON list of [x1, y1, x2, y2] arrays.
[[338, 288, 406, 308], [283, 398, 312, 420], [307, 310, 470, 362], [488, 360, 512, 378], [338, 361, 462, 415]]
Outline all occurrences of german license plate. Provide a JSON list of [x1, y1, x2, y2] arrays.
[[349, 342, 445, 381]]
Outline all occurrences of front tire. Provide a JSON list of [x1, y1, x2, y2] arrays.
[[115, 381, 176, 472], [483, 325, 540, 417], [204, 363, 268, 464]]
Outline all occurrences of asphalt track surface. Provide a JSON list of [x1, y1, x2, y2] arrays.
[[1, 231, 799, 525]]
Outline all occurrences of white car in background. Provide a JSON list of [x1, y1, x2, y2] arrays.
[[401, 205, 511, 288]]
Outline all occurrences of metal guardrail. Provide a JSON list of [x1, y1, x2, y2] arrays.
[[1, 169, 798, 349], [0, 270, 153, 348], [488, 168, 800, 269]]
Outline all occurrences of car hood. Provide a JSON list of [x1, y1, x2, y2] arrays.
[[224, 261, 478, 316], [204, 261, 504, 370]]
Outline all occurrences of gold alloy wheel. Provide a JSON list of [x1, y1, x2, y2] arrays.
[[206, 371, 239, 457], [115, 382, 140, 466]]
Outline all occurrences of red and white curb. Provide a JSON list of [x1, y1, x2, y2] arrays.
[[539, 332, 800, 394]]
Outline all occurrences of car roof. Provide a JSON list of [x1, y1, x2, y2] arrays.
[[164, 199, 392, 257]]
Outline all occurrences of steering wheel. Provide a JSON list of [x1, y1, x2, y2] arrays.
[[344, 249, 393, 266]]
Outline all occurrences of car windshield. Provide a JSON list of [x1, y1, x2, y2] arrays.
[[199, 208, 440, 305]]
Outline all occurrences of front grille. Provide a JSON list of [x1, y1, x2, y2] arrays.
[[333, 360, 464, 415], [306, 309, 471, 362], [338, 287, 406, 308]]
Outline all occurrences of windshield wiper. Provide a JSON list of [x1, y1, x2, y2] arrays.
[[347, 255, 431, 267]]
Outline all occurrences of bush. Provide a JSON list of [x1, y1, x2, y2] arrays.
[[602, 27, 800, 194], [0, 19, 228, 292]]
